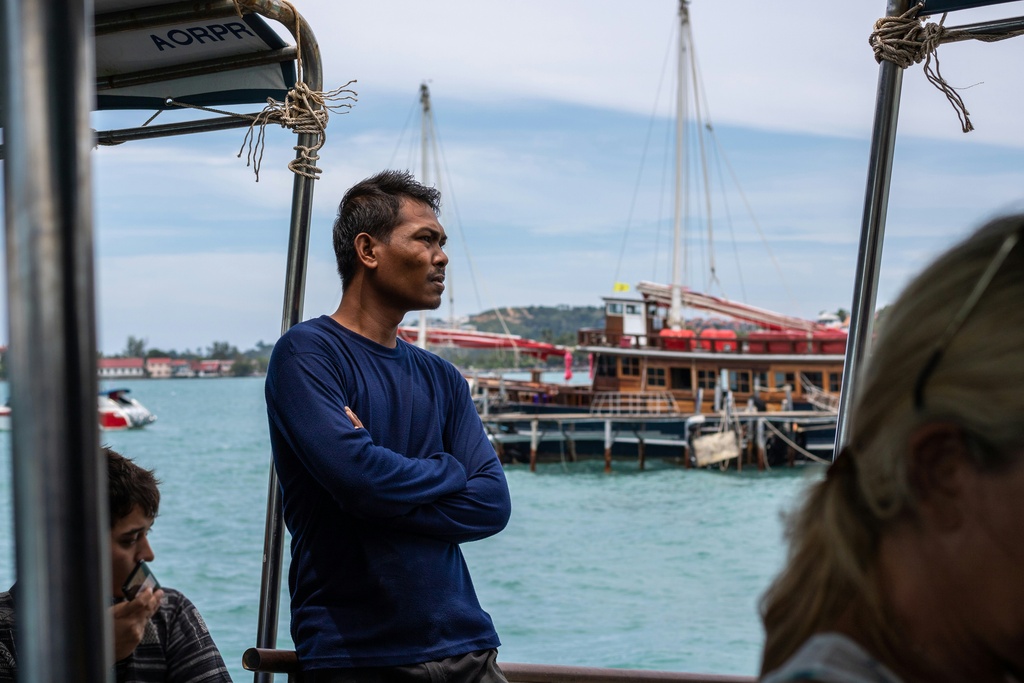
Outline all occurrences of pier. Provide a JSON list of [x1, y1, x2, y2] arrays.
[[481, 410, 835, 473]]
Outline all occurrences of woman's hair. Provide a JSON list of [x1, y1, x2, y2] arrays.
[[759, 213, 1024, 673]]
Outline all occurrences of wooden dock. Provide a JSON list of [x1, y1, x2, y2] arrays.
[[481, 411, 836, 472]]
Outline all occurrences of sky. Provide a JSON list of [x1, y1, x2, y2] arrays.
[[12, 0, 1024, 354]]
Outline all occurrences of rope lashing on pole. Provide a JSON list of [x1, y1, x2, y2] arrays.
[[227, 0, 357, 180], [232, 0, 358, 180], [126, 80, 357, 182], [239, 80, 358, 181], [869, 2, 1024, 133]]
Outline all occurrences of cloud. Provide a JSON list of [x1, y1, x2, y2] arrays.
[[6, 0, 1024, 351], [293, 0, 1024, 144]]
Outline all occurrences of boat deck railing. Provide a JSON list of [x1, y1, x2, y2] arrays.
[[241, 648, 757, 683], [577, 328, 846, 356], [591, 391, 679, 415], [801, 377, 840, 412]]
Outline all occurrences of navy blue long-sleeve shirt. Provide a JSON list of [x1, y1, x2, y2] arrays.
[[265, 316, 511, 670]]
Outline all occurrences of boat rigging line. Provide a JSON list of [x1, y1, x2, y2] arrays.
[[761, 419, 830, 465], [388, 83, 527, 364], [611, 0, 797, 321], [611, 13, 677, 291]]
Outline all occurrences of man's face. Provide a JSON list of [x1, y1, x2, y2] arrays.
[[110, 505, 155, 599], [371, 198, 448, 312]]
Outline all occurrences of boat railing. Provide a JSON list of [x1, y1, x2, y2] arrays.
[[580, 329, 741, 353], [800, 375, 840, 412], [578, 329, 846, 356], [241, 648, 756, 683], [590, 391, 679, 415]]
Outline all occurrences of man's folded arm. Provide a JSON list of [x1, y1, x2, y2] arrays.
[[269, 353, 468, 517], [373, 397, 511, 543], [376, 458, 511, 543]]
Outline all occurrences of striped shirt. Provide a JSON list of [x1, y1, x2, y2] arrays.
[[0, 587, 232, 682]]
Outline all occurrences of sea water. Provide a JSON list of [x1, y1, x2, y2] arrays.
[[0, 377, 822, 680]]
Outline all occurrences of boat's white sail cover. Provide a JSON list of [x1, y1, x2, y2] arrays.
[[692, 430, 740, 467], [95, 0, 296, 110]]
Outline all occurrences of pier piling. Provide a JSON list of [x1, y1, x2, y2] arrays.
[[604, 420, 613, 473], [529, 418, 540, 472]]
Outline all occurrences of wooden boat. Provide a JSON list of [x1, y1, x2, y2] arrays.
[[467, 0, 846, 471], [472, 286, 844, 470], [478, 288, 845, 416]]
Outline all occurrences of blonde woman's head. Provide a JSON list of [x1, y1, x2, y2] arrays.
[[760, 213, 1024, 674]]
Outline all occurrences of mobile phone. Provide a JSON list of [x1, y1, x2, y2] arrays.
[[122, 560, 160, 600]]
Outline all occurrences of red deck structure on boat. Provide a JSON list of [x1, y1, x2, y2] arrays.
[[396, 326, 568, 359]]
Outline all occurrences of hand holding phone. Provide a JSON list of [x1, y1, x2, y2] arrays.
[[122, 560, 160, 601]]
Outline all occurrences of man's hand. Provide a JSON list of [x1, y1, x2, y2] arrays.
[[111, 586, 163, 661], [344, 406, 364, 429]]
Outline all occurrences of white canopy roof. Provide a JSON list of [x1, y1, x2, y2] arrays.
[[94, 0, 296, 111]]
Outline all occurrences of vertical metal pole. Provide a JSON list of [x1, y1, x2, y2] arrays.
[[3, 0, 109, 681], [253, 145, 315, 682], [834, 0, 910, 456], [254, 6, 323, 680]]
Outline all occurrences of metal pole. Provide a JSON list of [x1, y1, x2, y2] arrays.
[[834, 0, 910, 456], [3, 0, 109, 681], [603, 420, 613, 473], [253, 3, 324, 679]]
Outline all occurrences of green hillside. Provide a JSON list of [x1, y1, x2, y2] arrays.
[[467, 305, 603, 346]]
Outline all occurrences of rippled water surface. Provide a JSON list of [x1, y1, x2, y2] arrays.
[[0, 377, 822, 680]]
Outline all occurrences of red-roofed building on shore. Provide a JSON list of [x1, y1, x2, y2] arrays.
[[95, 356, 241, 379], [195, 360, 222, 377], [145, 357, 172, 378], [171, 359, 194, 378], [98, 357, 145, 379]]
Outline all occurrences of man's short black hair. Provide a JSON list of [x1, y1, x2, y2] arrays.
[[106, 446, 160, 526], [332, 169, 442, 289]]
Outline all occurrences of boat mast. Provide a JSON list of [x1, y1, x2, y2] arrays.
[[417, 83, 432, 348], [668, 0, 690, 330]]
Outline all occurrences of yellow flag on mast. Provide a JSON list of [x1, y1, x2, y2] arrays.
[[612, 282, 630, 292]]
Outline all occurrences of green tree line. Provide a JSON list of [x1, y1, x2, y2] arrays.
[[0, 306, 606, 379]]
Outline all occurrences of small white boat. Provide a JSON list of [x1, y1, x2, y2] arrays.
[[0, 388, 157, 431], [98, 388, 157, 430]]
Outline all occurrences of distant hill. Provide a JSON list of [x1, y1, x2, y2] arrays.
[[467, 305, 603, 346]]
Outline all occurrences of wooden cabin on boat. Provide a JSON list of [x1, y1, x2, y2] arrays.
[[576, 291, 846, 414]]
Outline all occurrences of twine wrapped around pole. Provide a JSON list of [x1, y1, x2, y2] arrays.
[[869, 2, 1024, 133], [239, 81, 357, 181], [231, 0, 358, 180]]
